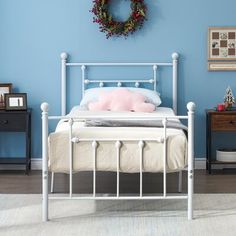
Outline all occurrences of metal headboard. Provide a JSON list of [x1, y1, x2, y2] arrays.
[[60, 52, 179, 115]]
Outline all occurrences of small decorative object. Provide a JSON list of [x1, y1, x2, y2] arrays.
[[5, 93, 27, 111], [0, 83, 12, 109], [217, 103, 225, 111], [91, 0, 147, 38], [224, 86, 235, 109], [208, 27, 236, 71]]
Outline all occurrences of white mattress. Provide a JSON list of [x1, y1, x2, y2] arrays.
[[49, 107, 187, 173]]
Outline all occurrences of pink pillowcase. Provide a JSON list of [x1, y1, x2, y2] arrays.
[[88, 88, 155, 112]]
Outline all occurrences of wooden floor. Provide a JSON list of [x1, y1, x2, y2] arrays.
[[1, 169, 236, 194]]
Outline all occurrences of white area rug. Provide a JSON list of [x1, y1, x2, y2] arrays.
[[0, 194, 236, 236]]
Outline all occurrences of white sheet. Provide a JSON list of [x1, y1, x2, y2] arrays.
[[56, 107, 179, 132]]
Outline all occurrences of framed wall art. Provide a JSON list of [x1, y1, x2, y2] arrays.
[[5, 93, 27, 111], [0, 83, 12, 109], [208, 27, 236, 61], [208, 61, 236, 71]]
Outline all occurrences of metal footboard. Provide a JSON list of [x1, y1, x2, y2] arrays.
[[41, 102, 195, 222]]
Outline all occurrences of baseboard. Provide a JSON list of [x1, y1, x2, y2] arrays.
[[0, 158, 207, 171], [194, 158, 206, 169], [0, 158, 42, 171], [31, 158, 42, 170], [194, 158, 236, 170]]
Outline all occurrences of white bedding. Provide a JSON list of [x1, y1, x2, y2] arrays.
[[49, 107, 187, 173]]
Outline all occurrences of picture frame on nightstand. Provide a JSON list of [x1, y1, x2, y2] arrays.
[[0, 83, 12, 109], [5, 93, 27, 111]]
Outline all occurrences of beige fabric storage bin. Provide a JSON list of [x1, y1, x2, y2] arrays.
[[216, 149, 236, 162]]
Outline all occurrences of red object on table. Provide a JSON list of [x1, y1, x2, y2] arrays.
[[217, 103, 225, 111]]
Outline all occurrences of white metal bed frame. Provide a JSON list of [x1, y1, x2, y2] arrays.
[[41, 52, 195, 222]]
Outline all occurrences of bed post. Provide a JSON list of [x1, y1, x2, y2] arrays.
[[172, 53, 179, 115], [172, 52, 182, 193], [41, 102, 49, 222], [61, 52, 68, 116], [81, 65, 86, 97], [187, 102, 195, 220]]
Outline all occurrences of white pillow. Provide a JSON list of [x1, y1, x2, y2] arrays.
[[80, 87, 162, 108]]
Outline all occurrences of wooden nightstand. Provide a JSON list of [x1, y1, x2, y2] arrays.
[[206, 109, 236, 174], [0, 109, 31, 174]]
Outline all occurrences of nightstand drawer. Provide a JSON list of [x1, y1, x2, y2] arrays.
[[0, 114, 27, 131], [211, 114, 236, 131]]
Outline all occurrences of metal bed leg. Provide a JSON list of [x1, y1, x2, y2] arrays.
[[115, 141, 121, 198], [41, 103, 49, 222], [139, 141, 144, 197], [69, 118, 74, 198], [92, 141, 98, 197], [51, 172, 54, 193], [187, 102, 195, 220], [178, 171, 182, 193], [162, 118, 167, 198]]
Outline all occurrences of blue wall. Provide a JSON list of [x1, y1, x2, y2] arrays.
[[1, 0, 236, 159]]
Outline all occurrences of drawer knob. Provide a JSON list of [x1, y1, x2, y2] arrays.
[[230, 120, 234, 125], [1, 120, 8, 125]]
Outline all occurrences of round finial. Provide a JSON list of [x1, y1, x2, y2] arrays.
[[153, 65, 157, 71], [60, 52, 68, 60], [138, 140, 145, 148], [81, 65, 86, 71], [68, 118, 74, 126], [187, 102, 196, 111], [135, 82, 140, 88], [99, 82, 104, 87], [115, 141, 122, 148], [172, 52, 179, 60], [84, 79, 90, 84], [149, 79, 154, 84], [162, 118, 167, 126], [117, 82, 122, 87], [41, 103, 49, 112], [71, 137, 79, 143], [92, 141, 98, 148]]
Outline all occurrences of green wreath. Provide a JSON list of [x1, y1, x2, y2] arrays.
[[91, 0, 147, 38]]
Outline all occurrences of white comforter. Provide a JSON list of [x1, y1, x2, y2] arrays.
[[48, 107, 188, 173]]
